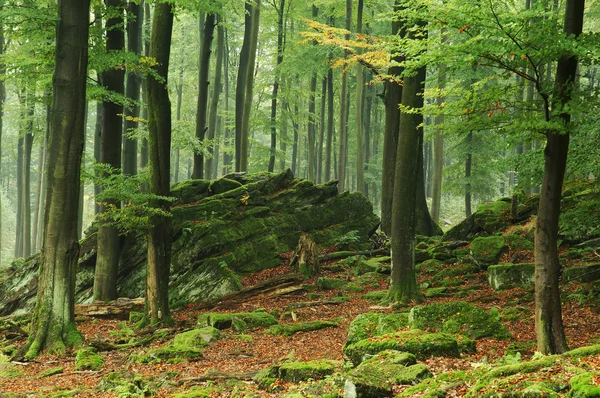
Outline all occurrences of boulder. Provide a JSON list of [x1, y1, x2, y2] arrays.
[[277, 360, 340, 383], [470, 236, 508, 269], [0, 171, 380, 316], [344, 351, 431, 398], [408, 301, 510, 340], [345, 312, 409, 347], [563, 263, 600, 283], [442, 200, 512, 242], [488, 263, 534, 290], [343, 329, 461, 366]]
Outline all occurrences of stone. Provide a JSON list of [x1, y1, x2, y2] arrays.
[[470, 236, 508, 269], [277, 359, 340, 383], [345, 312, 409, 347], [488, 263, 534, 290], [563, 263, 600, 283]]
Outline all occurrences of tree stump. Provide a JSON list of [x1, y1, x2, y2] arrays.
[[291, 233, 319, 278]]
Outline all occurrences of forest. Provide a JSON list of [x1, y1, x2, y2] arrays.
[[1, 0, 600, 396]]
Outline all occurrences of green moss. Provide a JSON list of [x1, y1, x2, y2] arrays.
[[503, 234, 534, 252], [569, 372, 600, 397], [315, 277, 345, 290], [39, 367, 64, 378], [75, 347, 104, 371], [470, 236, 508, 268], [488, 263, 534, 290], [346, 351, 431, 397], [345, 312, 409, 347], [264, 320, 338, 336], [425, 287, 448, 298], [173, 386, 219, 398], [431, 263, 479, 282], [63, 322, 83, 349], [97, 371, 159, 396], [343, 329, 460, 366], [129, 311, 144, 324], [416, 259, 444, 274], [278, 359, 341, 382], [360, 290, 387, 301], [409, 301, 510, 340], [197, 310, 278, 330]]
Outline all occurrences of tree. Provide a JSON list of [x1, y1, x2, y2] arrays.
[[193, 12, 216, 179], [146, 0, 174, 325], [95, 0, 126, 302], [337, 0, 351, 192], [268, 0, 286, 173], [534, 0, 584, 355], [235, 1, 253, 172], [206, 14, 224, 180], [24, 0, 90, 358]]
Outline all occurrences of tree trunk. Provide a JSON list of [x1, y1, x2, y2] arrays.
[[123, 0, 142, 176], [21, 89, 35, 259], [240, 0, 261, 172], [464, 132, 472, 218], [93, 5, 103, 210], [535, 0, 584, 355], [235, 2, 253, 172], [95, 0, 125, 302], [0, 17, 4, 264], [25, 0, 90, 358], [139, 1, 150, 183], [15, 103, 23, 258], [146, 1, 174, 325], [431, 61, 445, 224], [206, 15, 224, 180], [355, 0, 365, 194], [269, 0, 285, 173], [325, 68, 333, 182], [337, 0, 351, 193], [222, 25, 232, 175], [307, 6, 318, 182], [193, 12, 215, 179]]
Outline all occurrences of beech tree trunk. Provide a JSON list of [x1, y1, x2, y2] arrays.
[[268, 0, 285, 172], [206, 15, 224, 180], [146, 1, 174, 325], [95, 0, 125, 302], [317, 76, 326, 183], [25, 0, 90, 358], [355, 0, 365, 194], [193, 12, 215, 179], [431, 61, 445, 224], [337, 0, 351, 193], [535, 0, 584, 355], [235, 2, 253, 172]]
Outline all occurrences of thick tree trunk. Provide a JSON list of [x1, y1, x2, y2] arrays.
[[380, 1, 403, 236], [21, 89, 34, 259], [535, 0, 584, 355], [240, 0, 261, 172], [193, 12, 215, 179], [123, 0, 142, 176], [95, 0, 125, 302], [355, 0, 365, 194], [146, 1, 174, 325], [25, 0, 90, 358], [206, 15, 224, 180], [0, 15, 3, 264], [222, 26, 232, 174], [317, 77, 326, 183]]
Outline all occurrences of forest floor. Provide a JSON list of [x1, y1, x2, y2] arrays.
[[2, 250, 600, 397]]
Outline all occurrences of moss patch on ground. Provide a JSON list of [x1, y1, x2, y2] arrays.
[[264, 320, 338, 336], [345, 312, 409, 347], [197, 310, 278, 330], [75, 347, 104, 371], [278, 359, 341, 382]]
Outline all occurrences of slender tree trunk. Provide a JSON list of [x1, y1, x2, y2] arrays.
[[279, 94, 288, 171], [240, 0, 261, 172], [25, 0, 90, 358], [269, 0, 285, 172], [193, 12, 216, 179], [307, 7, 318, 181], [146, 0, 174, 325], [123, 0, 142, 176], [206, 15, 224, 179], [15, 102, 24, 258], [317, 76, 326, 183], [535, 0, 584, 355], [0, 9, 4, 264], [291, 98, 299, 176], [140, 1, 150, 179], [21, 89, 35, 259], [95, 0, 125, 302], [235, 2, 253, 172], [464, 132, 472, 218], [222, 26, 232, 174], [337, 0, 351, 192], [355, 0, 365, 194], [431, 61, 445, 224], [174, 33, 184, 183], [381, 0, 403, 235], [325, 68, 333, 182]]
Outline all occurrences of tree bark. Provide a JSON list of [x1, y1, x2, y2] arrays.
[[206, 15, 224, 180], [337, 0, 351, 193], [325, 68, 333, 182], [431, 61, 445, 224], [240, 0, 261, 172], [307, 6, 318, 181], [355, 0, 365, 194], [95, 0, 125, 302], [193, 12, 216, 179], [317, 76, 326, 183], [268, 0, 285, 173], [21, 89, 35, 259], [146, 1, 174, 325], [123, 0, 143, 176], [464, 132, 472, 218], [25, 0, 90, 358], [535, 0, 584, 355], [0, 17, 4, 264], [235, 2, 253, 172]]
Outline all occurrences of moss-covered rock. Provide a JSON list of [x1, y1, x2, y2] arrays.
[[133, 327, 219, 363], [343, 329, 461, 366], [0, 170, 380, 317], [409, 301, 510, 340], [345, 350, 431, 398], [315, 277, 345, 290], [416, 259, 444, 274], [360, 290, 387, 301], [345, 312, 409, 347], [197, 310, 278, 330], [264, 320, 338, 336], [569, 372, 600, 397], [443, 200, 512, 242], [75, 347, 104, 371], [488, 263, 534, 290], [97, 371, 159, 396], [470, 236, 508, 269], [503, 234, 534, 252], [278, 359, 341, 383], [563, 263, 600, 283]]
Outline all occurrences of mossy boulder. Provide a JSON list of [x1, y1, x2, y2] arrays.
[[0, 171, 380, 316], [569, 372, 600, 398], [134, 328, 219, 363], [488, 263, 534, 290], [197, 310, 278, 330], [97, 371, 158, 396], [345, 312, 409, 347], [264, 320, 338, 336], [563, 263, 600, 283], [416, 259, 444, 275], [409, 301, 510, 340], [470, 236, 508, 269], [343, 329, 461, 366], [503, 234, 534, 252], [75, 347, 104, 371], [315, 277, 345, 290], [344, 351, 431, 398], [442, 200, 512, 242], [278, 359, 341, 383]]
